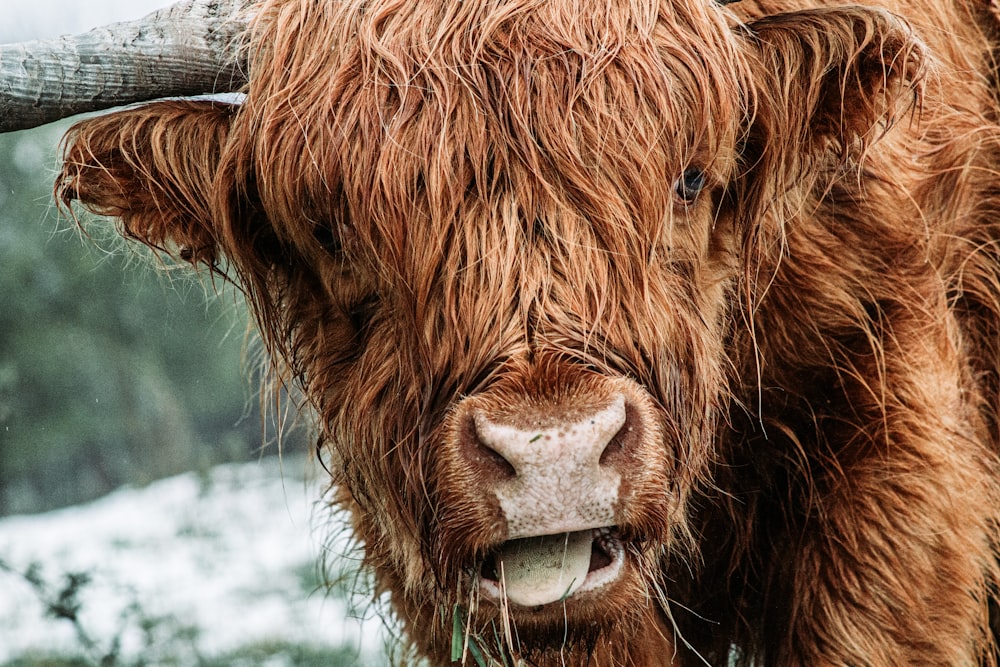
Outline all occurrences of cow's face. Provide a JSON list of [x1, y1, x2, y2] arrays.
[[57, 0, 923, 660], [225, 0, 749, 648]]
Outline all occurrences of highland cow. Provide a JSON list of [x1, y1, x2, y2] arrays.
[[9, 0, 1000, 663]]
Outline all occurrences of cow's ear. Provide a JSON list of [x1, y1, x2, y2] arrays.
[[57, 99, 237, 266], [742, 7, 925, 172]]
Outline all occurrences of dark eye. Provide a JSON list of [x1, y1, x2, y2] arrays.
[[674, 168, 707, 205], [313, 222, 342, 255]]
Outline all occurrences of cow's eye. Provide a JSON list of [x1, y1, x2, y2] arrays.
[[314, 221, 356, 256], [673, 168, 707, 205], [313, 223, 342, 255]]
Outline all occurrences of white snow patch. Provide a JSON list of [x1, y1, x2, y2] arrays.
[[0, 458, 388, 663]]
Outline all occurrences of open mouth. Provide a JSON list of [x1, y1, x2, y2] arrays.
[[478, 527, 625, 608]]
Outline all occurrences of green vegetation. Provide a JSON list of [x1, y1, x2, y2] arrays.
[[0, 122, 270, 516]]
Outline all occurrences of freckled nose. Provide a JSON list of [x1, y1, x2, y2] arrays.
[[474, 397, 626, 479], [467, 395, 629, 539]]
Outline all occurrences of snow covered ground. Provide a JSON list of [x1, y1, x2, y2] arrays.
[[0, 458, 391, 665]]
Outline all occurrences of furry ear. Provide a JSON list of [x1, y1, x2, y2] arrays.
[[742, 6, 925, 175], [57, 99, 238, 266], [726, 5, 926, 264]]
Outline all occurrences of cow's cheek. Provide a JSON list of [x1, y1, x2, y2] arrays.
[[334, 482, 438, 601]]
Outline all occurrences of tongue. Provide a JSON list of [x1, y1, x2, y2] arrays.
[[496, 531, 593, 607]]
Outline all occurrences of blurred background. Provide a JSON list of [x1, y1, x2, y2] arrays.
[[0, 0, 269, 518], [0, 3, 384, 665]]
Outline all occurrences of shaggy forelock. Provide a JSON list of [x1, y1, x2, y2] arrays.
[[224, 0, 754, 387], [237, 0, 751, 272]]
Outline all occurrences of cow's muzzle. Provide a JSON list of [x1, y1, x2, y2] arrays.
[[441, 380, 665, 609]]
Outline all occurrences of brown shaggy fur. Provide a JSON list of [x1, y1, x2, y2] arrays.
[[55, 0, 1000, 664]]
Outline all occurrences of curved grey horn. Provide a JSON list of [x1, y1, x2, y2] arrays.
[[0, 0, 250, 133]]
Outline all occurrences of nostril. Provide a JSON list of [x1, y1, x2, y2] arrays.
[[476, 439, 518, 479], [598, 432, 624, 467], [463, 414, 517, 480], [598, 402, 637, 468]]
